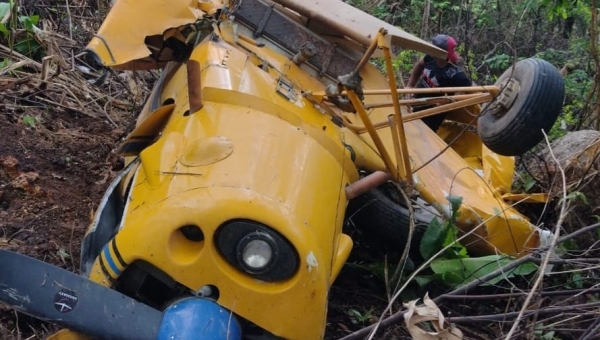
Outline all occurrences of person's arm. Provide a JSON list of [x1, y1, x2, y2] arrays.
[[406, 58, 426, 88]]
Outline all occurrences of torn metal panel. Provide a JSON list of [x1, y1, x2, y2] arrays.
[[86, 0, 205, 70]]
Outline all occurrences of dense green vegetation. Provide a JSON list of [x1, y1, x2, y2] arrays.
[[349, 0, 599, 139]]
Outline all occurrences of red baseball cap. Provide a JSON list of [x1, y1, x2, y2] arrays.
[[432, 34, 459, 63]]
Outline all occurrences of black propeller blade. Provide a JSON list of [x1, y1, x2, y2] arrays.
[[0, 249, 162, 340]]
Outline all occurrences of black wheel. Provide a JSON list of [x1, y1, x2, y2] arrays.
[[344, 182, 440, 258], [478, 58, 565, 156]]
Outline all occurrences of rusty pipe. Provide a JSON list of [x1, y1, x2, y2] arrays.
[[345, 171, 392, 200]]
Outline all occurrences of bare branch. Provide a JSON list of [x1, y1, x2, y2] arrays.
[[446, 301, 600, 323], [503, 131, 568, 339]]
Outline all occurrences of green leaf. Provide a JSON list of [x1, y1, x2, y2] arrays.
[[441, 222, 468, 259], [0, 23, 8, 37], [0, 3, 11, 19], [420, 218, 446, 260], [0, 2, 10, 38], [523, 177, 537, 192], [561, 238, 579, 251], [437, 270, 465, 286], [29, 14, 39, 25], [447, 195, 463, 219], [430, 256, 538, 287], [565, 191, 589, 205], [572, 272, 584, 289], [22, 17, 34, 31], [23, 115, 36, 127], [18, 15, 40, 32], [414, 275, 433, 287], [12, 36, 42, 58], [512, 262, 539, 276]]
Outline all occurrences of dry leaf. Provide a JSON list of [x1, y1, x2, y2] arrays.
[[403, 293, 463, 340]]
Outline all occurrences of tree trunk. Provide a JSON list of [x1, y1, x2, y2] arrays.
[[420, 0, 431, 38], [588, 0, 600, 130], [563, 15, 576, 39]]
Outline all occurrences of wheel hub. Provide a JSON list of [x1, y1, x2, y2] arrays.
[[493, 78, 520, 114]]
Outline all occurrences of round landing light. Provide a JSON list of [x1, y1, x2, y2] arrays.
[[216, 220, 299, 281], [241, 239, 273, 270]]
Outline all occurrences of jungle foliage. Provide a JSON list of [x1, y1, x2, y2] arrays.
[[348, 0, 600, 138]]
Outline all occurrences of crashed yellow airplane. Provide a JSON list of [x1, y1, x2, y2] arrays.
[[0, 0, 564, 339]]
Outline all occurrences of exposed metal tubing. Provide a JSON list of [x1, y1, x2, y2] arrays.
[[344, 93, 492, 134], [345, 171, 392, 200], [381, 40, 412, 185], [406, 93, 491, 121], [388, 114, 404, 180], [353, 28, 382, 73], [346, 90, 398, 181], [187, 60, 203, 113]]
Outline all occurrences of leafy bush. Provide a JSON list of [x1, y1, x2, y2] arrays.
[[0, 1, 44, 60]]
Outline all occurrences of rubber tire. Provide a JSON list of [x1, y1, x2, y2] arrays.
[[344, 183, 439, 257], [478, 58, 565, 156]]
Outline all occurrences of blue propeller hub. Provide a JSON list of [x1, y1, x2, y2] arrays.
[[157, 298, 242, 340]]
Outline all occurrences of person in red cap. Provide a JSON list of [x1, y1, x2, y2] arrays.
[[406, 34, 472, 130]]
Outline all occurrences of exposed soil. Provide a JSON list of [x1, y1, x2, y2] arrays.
[[0, 104, 131, 339]]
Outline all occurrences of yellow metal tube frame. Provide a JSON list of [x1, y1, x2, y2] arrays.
[[341, 29, 499, 185], [359, 85, 501, 96], [344, 94, 491, 134], [346, 90, 398, 180], [364, 93, 489, 109], [343, 29, 415, 183], [388, 114, 404, 181], [405, 93, 492, 121], [354, 28, 382, 73], [379, 30, 413, 185], [311, 86, 500, 102]]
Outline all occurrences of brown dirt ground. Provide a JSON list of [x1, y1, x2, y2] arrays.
[[0, 102, 131, 338]]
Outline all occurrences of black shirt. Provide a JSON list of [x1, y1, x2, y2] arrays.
[[413, 55, 472, 130], [415, 55, 472, 95]]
